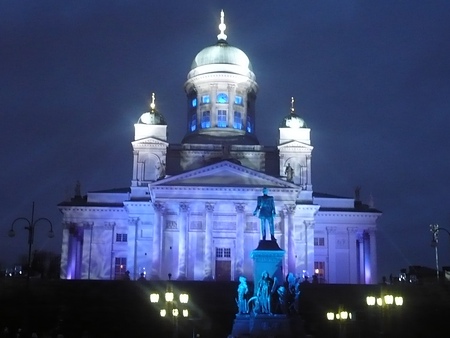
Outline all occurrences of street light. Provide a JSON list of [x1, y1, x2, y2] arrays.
[[366, 293, 403, 336], [8, 202, 54, 279], [327, 308, 352, 338], [150, 287, 190, 338], [430, 224, 450, 282]]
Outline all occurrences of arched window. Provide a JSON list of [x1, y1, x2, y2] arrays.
[[216, 93, 228, 103]]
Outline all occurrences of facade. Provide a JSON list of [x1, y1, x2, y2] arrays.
[[58, 12, 381, 284]]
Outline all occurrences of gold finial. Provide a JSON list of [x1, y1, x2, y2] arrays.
[[150, 93, 156, 111], [291, 97, 295, 114], [217, 10, 227, 41]]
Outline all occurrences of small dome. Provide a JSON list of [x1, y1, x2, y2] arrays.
[[280, 97, 306, 128], [138, 111, 166, 125], [137, 93, 166, 125], [281, 113, 306, 129], [191, 40, 252, 71]]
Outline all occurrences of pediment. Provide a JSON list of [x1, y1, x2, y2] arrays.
[[151, 160, 297, 189], [132, 137, 169, 147], [277, 140, 313, 150]]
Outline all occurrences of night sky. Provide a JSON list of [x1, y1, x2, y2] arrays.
[[1, 1, 450, 282]]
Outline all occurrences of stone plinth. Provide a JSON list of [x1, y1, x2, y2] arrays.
[[251, 240, 285, 286], [230, 314, 304, 338]]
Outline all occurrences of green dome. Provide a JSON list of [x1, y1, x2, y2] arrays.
[[191, 40, 252, 71]]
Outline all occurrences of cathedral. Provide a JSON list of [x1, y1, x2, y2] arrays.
[[58, 11, 380, 284]]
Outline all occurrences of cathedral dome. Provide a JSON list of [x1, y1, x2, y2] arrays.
[[191, 40, 253, 71]]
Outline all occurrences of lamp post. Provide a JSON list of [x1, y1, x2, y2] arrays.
[[366, 293, 403, 337], [430, 224, 450, 282], [150, 287, 189, 338], [8, 202, 54, 280], [326, 308, 352, 338]]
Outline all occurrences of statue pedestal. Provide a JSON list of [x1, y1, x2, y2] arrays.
[[251, 240, 285, 286], [230, 314, 305, 338]]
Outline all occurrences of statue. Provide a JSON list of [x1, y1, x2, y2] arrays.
[[255, 271, 277, 314], [253, 187, 276, 241], [285, 163, 294, 182], [236, 276, 249, 314]]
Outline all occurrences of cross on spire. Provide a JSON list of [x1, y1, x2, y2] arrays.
[[217, 10, 227, 41]]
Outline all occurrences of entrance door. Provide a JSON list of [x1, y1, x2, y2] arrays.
[[215, 247, 231, 281]]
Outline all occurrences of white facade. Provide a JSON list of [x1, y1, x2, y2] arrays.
[[58, 13, 380, 284]]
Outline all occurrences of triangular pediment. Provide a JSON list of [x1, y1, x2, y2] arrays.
[[132, 137, 169, 147], [277, 140, 313, 150], [151, 160, 297, 189]]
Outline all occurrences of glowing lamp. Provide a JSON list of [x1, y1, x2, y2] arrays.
[[327, 312, 335, 320], [384, 295, 394, 305], [182, 309, 189, 317], [160, 309, 166, 317], [377, 298, 383, 306], [340, 311, 348, 320], [366, 296, 376, 306], [165, 292, 174, 302], [150, 293, 160, 303], [395, 296, 403, 306], [179, 293, 189, 304], [172, 309, 179, 317]]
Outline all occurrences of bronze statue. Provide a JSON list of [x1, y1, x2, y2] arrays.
[[253, 187, 276, 241]]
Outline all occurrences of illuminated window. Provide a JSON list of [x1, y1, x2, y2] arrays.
[[314, 237, 325, 246], [314, 261, 325, 281], [202, 95, 210, 104], [192, 98, 197, 107], [234, 95, 243, 105], [116, 233, 128, 242], [247, 116, 252, 133], [114, 257, 127, 279], [216, 93, 228, 103], [217, 110, 227, 127], [201, 111, 211, 128], [190, 114, 197, 131], [233, 111, 242, 129], [216, 247, 231, 258]]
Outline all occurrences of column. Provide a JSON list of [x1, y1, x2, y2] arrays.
[[178, 202, 190, 280], [151, 202, 164, 279], [347, 227, 359, 284], [306, 155, 312, 190], [82, 222, 94, 280], [304, 221, 315, 276], [204, 202, 215, 280], [210, 84, 217, 127], [132, 150, 138, 185], [234, 203, 246, 278], [285, 204, 296, 274], [60, 222, 71, 279], [368, 227, 377, 284], [326, 226, 337, 283], [128, 217, 139, 280], [228, 84, 236, 127]]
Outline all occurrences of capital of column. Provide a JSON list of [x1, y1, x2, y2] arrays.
[[326, 226, 337, 234], [366, 227, 377, 235], [104, 222, 116, 230], [205, 202, 215, 213], [153, 202, 165, 213], [234, 203, 246, 213], [82, 221, 94, 230], [128, 217, 140, 226], [179, 202, 190, 213], [284, 204, 296, 215], [347, 226, 359, 234]]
